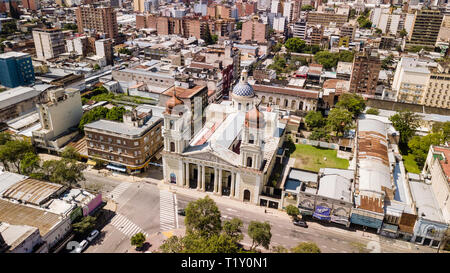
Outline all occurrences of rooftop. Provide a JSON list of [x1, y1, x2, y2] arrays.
[[433, 146, 450, 182], [1, 178, 65, 206], [84, 115, 162, 137], [0, 51, 30, 59], [0, 199, 63, 237], [0, 87, 41, 110], [162, 85, 206, 99], [409, 181, 445, 223]]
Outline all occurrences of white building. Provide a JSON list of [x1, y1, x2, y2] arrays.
[[392, 57, 431, 104], [32, 88, 83, 152], [33, 29, 67, 61]]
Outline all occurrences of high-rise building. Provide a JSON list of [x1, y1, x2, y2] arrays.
[[407, 10, 444, 48], [22, 0, 39, 10], [95, 38, 113, 66], [283, 1, 294, 23], [293, 18, 307, 39], [0, 52, 35, 88], [421, 62, 450, 109], [32, 28, 66, 61], [241, 19, 268, 44], [306, 8, 349, 27], [133, 0, 145, 13], [349, 50, 381, 96], [75, 5, 118, 40]]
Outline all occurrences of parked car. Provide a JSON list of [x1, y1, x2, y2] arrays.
[[87, 230, 100, 242], [71, 240, 89, 253], [177, 208, 185, 216], [293, 219, 308, 228]]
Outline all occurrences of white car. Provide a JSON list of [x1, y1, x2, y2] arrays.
[[87, 230, 100, 242], [71, 240, 89, 253]]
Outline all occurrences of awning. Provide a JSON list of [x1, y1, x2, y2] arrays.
[[382, 223, 399, 234], [299, 208, 313, 216], [106, 164, 127, 172]]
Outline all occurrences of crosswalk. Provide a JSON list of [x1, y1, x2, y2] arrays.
[[106, 182, 131, 201], [160, 190, 177, 231], [110, 213, 148, 238]]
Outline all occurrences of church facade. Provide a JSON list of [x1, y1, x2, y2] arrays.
[[162, 70, 285, 205]]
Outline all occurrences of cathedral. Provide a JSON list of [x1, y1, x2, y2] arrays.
[[161, 70, 285, 205]]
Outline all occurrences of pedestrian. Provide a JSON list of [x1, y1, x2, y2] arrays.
[[264, 209, 267, 213]]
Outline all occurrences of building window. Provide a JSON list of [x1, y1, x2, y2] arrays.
[[134, 141, 139, 146], [247, 157, 252, 167], [170, 142, 175, 152], [117, 139, 121, 144]]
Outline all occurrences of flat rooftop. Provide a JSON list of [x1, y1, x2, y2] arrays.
[[162, 85, 206, 99], [0, 199, 62, 237]]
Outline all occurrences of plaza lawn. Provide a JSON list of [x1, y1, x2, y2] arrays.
[[291, 144, 349, 172], [403, 153, 421, 174]]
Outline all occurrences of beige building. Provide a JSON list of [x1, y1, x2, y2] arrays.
[[84, 106, 163, 173], [32, 88, 83, 152], [392, 57, 430, 104], [162, 71, 285, 206], [32, 29, 67, 61], [423, 146, 450, 225], [133, 0, 145, 13], [422, 62, 450, 109], [241, 19, 268, 44]]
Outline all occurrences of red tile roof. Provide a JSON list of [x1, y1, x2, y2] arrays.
[[252, 84, 319, 99], [434, 146, 450, 182]]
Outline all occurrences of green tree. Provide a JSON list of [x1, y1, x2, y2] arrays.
[[337, 50, 355, 62], [272, 245, 289, 253], [349, 8, 357, 19], [0, 140, 34, 173], [285, 205, 300, 219], [308, 127, 330, 141], [159, 235, 184, 253], [301, 5, 314, 11], [236, 21, 242, 30], [366, 108, 380, 115], [272, 42, 283, 53], [93, 64, 100, 70], [285, 37, 306, 53], [62, 23, 78, 31], [72, 216, 96, 235], [0, 132, 11, 145], [20, 152, 40, 175], [78, 106, 109, 131], [222, 218, 244, 243], [314, 51, 339, 69], [326, 108, 353, 136], [357, 15, 372, 28], [291, 242, 321, 253], [432, 121, 450, 142], [131, 232, 146, 249], [105, 107, 126, 122], [304, 111, 325, 129], [375, 28, 382, 35], [248, 221, 272, 251], [118, 47, 132, 55], [389, 111, 421, 150], [61, 146, 81, 161], [381, 54, 395, 69], [336, 93, 366, 117], [399, 29, 408, 38], [41, 159, 86, 187], [408, 133, 445, 169], [202, 24, 215, 45], [185, 196, 222, 238]]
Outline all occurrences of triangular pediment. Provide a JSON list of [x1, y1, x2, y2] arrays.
[[183, 149, 237, 167]]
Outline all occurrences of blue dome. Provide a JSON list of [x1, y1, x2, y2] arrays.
[[232, 82, 254, 97]]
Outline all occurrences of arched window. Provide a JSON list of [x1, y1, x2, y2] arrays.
[[291, 100, 296, 109], [170, 142, 175, 152], [299, 101, 304, 110], [261, 96, 266, 103], [238, 103, 242, 110], [169, 120, 174, 130], [243, 190, 251, 202], [269, 97, 273, 103], [246, 103, 249, 110], [284, 99, 288, 107], [276, 98, 280, 105], [247, 157, 252, 167]]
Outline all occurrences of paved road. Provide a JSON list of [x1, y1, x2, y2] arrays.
[[176, 194, 435, 253], [85, 179, 169, 253]]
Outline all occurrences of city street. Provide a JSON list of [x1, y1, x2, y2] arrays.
[[78, 169, 435, 253]]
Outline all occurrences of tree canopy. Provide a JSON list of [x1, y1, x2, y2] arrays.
[[0, 139, 35, 173], [291, 242, 321, 253], [285, 37, 307, 53], [366, 108, 380, 115], [326, 108, 353, 136], [408, 133, 445, 169], [248, 221, 272, 250], [131, 232, 146, 249], [335, 93, 366, 117], [304, 111, 325, 129], [285, 205, 300, 218], [314, 51, 354, 69], [72, 216, 96, 235], [185, 196, 222, 238], [389, 111, 421, 151], [78, 106, 126, 131]]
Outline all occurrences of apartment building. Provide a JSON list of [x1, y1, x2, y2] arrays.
[[32, 29, 66, 61], [392, 57, 430, 104], [0, 52, 35, 88], [133, 0, 145, 13], [306, 7, 349, 27], [407, 10, 444, 48], [75, 5, 118, 40], [66, 35, 88, 56], [293, 18, 307, 39], [349, 50, 381, 96], [241, 19, 268, 44], [340, 23, 356, 43], [95, 38, 113, 66], [21, 0, 39, 10], [0, 86, 44, 121], [84, 106, 163, 173], [32, 88, 83, 152], [422, 62, 450, 109]]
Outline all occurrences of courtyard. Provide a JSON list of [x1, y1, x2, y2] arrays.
[[291, 144, 349, 172]]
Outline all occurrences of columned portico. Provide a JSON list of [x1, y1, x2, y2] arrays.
[[214, 168, 219, 193], [201, 165, 206, 191], [197, 164, 201, 190], [185, 162, 189, 187], [231, 172, 236, 198], [218, 169, 223, 195]]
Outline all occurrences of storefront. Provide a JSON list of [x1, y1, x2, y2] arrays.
[[350, 209, 384, 232], [313, 205, 331, 221], [380, 223, 399, 238], [106, 163, 127, 173]]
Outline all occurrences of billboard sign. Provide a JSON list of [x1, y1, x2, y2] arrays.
[[313, 206, 331, 221]]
